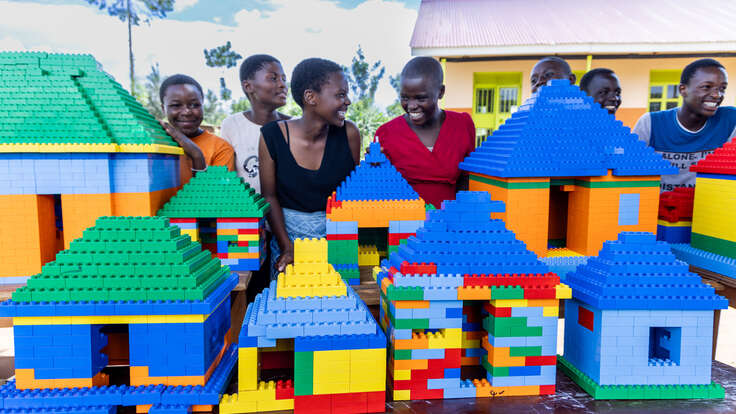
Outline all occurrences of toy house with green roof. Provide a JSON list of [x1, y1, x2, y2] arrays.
[[158, 166, 270, 270], [0, 216, 238, 412], [0, 51, 183, 280]]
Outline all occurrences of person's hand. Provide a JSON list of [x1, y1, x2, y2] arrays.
[[275, 246, 294, 273], [160, 120, 206, 170]]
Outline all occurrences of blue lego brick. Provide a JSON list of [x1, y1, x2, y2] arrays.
[[540, 256, 589, 281], [670, 243, 736, 278], [459, 79, 677, 178], [656, 224, 692, 244], [566, 232, 728, 310], [442, 383, 477, 399], [427, 378, 461, 389], [618, 193, 640, 226], [411, 348, 445, 360], [149, 404, 192, 413], [334, 142, 420, 202]]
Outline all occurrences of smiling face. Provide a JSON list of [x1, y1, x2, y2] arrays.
[[244, 61, 288, 107], [530, 60, 575, 94], [680, 66, 728, 118], [162, 84, 204, 137], [587, 73, 622, 115], [400, 76, 445, 127], [313, 71, 351, 126]]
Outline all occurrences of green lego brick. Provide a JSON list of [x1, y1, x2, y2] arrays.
[[393, 349, 412, 360], [385, 285, 424, 301], [509, 345, 542, 357], [558, 355, 725, 399], [483, 315, 543, 337], [490, 286, 524, 300], [157, 167, 269, 218], [12, 216, 230, 304], [294, 351, 313, 396], [0, 52, 177, 148]]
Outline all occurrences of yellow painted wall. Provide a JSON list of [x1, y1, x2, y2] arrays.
[[443, 56, 736, 129]]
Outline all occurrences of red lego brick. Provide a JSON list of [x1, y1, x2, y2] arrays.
[[399, 262, 437, 275], [539, 384, 556, 395], [485, 304, 511, 317], [294, 394, 331, 414], [577, 305, 594, 332], [331, 392, 367, 413], [690, 139, 736, 174], [410, 388, 443, 400], [326, 233, 358, 241], [237, 228, 259, 235], [365, 391, 385, 413], [525, 355, 557, 366], [388, 232, 415, 245], [216, 217, 259, 223], [658, 187, 695, 222], [275, 379, 294, 400], [444, 349, 461, 367]]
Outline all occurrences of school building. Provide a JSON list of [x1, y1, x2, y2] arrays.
[[410, 0, 736, 144]]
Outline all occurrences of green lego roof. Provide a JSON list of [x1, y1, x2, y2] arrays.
[[11, 216, 230, 303], [0, 51, 180, 152], [157, 166, 270, 218]]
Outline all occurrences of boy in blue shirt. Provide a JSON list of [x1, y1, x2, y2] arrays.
[[633, 58, 736, 191]]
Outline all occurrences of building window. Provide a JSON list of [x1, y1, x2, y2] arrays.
[[649, 70, 682, 112], [649, 327, 682, 365], [472, 72, 522, 146], [618, 193, 640, 226]]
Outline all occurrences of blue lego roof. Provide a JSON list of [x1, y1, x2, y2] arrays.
[[566, 232, 728, 310], [386, 191, 549, 275], [459, 79, 678, 178], [334, 141, 421, 201]]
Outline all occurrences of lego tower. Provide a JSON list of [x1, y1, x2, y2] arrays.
[[158, 166, 270, 270], [0, 52, 182, 280], [326, 142, 427, 284], [221, 238, 386, 414], [377, 191, 571, 400]]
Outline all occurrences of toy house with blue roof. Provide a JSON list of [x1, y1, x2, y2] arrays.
[[460, 79, 676, 259], [157, 166, 269, 271], [560, 232, 727, 399], [377, 191, 571, 401], [0, 52, 183, 281], [0, 216, 239, 412], [326, 142, 426, 284], [220, 238, 386, 413]]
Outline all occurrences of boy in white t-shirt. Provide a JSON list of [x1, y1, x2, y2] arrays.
[[220, 55, 291, 192]]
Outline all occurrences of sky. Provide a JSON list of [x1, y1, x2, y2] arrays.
[[0, 0, 421, 108]]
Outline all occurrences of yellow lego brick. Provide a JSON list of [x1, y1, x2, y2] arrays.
[[428, 328, 462, 349], [657, 219, 692, 227], [238, 347, 258, 391], [358, 245, 380, 266], [293, 238, 328, 264], [256, 398, 294, 412], [393, 390, 411, 400], [393, 369, 410, 380], [236, 234, 259, 242], [313, 381, 350, 395], [488, 299, 529, 308], [372, 266, 381, 281], [118, 143, 184, 155], [219, 393, 257, 414], [0, 143, 118, 153], [693, 177, 736, 241], [542, 306, 559, 317], [556, 284, 572, 299]]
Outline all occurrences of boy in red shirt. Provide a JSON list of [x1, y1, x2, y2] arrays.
[[375, 57, 475, 208]]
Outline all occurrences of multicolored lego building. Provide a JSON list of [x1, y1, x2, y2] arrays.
[[0, 216, 239, 412], [220, 238, 386, 413], [158, 166, 269, 270], [560, 232, 727, 399], [377, 191, 571, 400], [326, 142, 427, 284], [0, 51, 182, 281], [671, 138, 736, 277], [460, 79, 677, 258]]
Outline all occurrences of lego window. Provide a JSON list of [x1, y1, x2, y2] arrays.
[[618, 193, 640, 226], [358, 227, 388, 268], [577, 306, 594, 332], [648, 70, 682, 112], [548, 186, 570, 248], [649, 327, 682, 365]]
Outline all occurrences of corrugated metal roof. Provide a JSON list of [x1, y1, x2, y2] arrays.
[[411, 0, 736, 53]]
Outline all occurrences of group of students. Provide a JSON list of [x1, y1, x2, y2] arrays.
[[157, 54, 736, 287]]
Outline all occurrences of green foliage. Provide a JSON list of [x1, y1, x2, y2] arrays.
[[204, 41, 242, 102], [230, 97, 251, 114], [342, 45, 385, 103], [203, 89, 227, 126], [135, 63, 164, 120], [348, 99, 389, 153], [85, 0, 174, 24], [281, 93, 302, 118]]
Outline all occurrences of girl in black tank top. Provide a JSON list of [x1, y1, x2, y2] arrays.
[[259, 58, 361, 276]]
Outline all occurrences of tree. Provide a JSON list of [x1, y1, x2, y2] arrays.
[[138, 63, 164, 120], [386, 73, 404, 118], [203, 89, 227, 126], [342, 45, 385, 103], [85, 0, 175, 94], [204, 41, 242, 101]]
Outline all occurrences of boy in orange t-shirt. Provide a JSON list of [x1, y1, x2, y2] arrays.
[[159, 74, 235, 185]]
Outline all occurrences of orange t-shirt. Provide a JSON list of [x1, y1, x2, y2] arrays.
[[179, 130, 236, 185]]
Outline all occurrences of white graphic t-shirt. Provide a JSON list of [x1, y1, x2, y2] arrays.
[[220, 113, 263, 192]]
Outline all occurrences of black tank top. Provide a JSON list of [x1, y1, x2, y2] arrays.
[[262, 120, 355, 212]]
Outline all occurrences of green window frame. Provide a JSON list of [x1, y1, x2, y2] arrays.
[[649, 70, 682, 112], [472, 72, 522, 146]]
